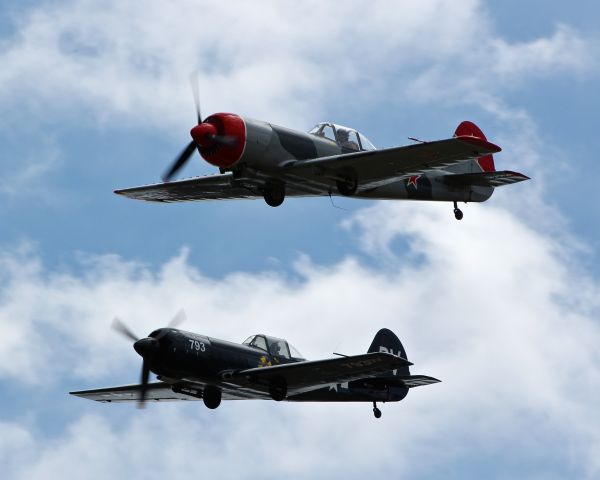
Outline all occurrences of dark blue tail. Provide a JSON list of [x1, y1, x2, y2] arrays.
[[368, 328, 410, 376]]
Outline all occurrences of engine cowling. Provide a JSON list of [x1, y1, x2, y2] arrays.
[[190, 113, 246, 169]]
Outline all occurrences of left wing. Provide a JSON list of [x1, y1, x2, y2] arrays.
[[235, 352, 412, 394], [70, 382, 192, 403], [70, 380, 266, 403], [114, 172, 322, 203], [114, 172, 261, 203]]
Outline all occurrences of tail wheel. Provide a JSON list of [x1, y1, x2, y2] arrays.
[[269, 378, 287, 401], [264, 182, 285, 207], [453, 201, 464, 220], [203, 385, 222, 409], [373, 401, 382, 419]]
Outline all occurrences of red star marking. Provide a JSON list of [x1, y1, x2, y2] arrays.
[[407, 175, 420, 189]]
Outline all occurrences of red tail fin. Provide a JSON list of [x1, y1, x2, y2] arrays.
[[454, 121, 496, 172]]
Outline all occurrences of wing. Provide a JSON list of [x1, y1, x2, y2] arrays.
[[70, 382, 192, 402], [287, 136, 502, 190], [114, 172, 261, 203], [235, 352, 412, 394], [114, 172, 323, 203], [443, 170, 530, 187], [70, 380, 266, 402]]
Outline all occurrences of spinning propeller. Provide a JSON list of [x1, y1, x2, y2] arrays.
[[162, 74, 237, 182], [111, 310, 186, 408]]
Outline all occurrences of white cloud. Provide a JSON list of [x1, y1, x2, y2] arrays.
[[0, 1, 595, 130], [0, 0, 595, 200], [1, 201, 599, 478]]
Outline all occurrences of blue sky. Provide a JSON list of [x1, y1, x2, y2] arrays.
[[0, 1, 599, 479]]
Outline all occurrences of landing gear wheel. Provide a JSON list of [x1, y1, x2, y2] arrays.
[[269, 378, 287, 401], [453, 201, 464, 221], [202, 385, 222, 409], [373, 402, 382, 419], [336, 176, 358, 196], [263, 182, 285, 207]]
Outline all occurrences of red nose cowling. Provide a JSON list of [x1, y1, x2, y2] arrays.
[[190, 113, 246, 169]]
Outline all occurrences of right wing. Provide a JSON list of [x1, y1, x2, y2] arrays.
[[287, 135, 502, 189], [235, 352, 412, 394]]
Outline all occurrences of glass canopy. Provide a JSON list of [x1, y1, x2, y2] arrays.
[[308, 122, 376, 151], [243, 334, 304, 359]]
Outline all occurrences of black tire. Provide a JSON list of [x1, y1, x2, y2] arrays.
[[373, 407, 382, 419], [203, 385, 222, 409], [269, 378, 287, 401], [336, 177, 358, 196], [264, 182, 285, 207], [454, 208, 464, 221]]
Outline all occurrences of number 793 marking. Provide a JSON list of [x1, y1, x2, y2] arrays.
[[189, 339, 206, 352]]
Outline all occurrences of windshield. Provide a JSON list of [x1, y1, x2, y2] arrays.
[[309, 123, 337, 142], [288, 343, 304, 359], [243, 335, 268, 353], [358, 132, 376, 151]]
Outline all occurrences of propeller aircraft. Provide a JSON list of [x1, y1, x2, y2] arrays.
[[115, 82, 529, 220], [71, 316, 439, 419]]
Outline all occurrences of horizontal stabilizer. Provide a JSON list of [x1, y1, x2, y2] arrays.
[[397, 375, 441, 388], [444, 170, 530, 187]]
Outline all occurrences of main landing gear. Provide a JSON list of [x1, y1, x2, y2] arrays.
[[269, 378, 288, 401], [336, 176, 358, 196], [202, 385, 222, 409], [263, 181, 285, 207], [453, 201, 464, 221], [373, 402, 382, 419]]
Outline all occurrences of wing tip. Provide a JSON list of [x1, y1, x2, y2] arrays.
[[455, 135, 502, 153]]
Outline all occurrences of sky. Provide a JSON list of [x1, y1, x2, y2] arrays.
[[0, 1, 599, 478]]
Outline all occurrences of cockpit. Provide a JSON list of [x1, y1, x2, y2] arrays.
[[308, 122, 376, 152], [242, 334, 304, 360]]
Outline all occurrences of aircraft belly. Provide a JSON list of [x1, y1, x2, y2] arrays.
[[288, 385, 407, 403], [357, 176, 493, 202]]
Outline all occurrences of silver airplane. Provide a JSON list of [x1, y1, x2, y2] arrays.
[[116, 104, 529, 220]]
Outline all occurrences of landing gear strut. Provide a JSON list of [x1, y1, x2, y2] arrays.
[[453, 201, 464, 221], [264, 182, 285, 207], [373, 402, 382, 419], [202, 385, 222, 409], [269, 378, 288, 401]]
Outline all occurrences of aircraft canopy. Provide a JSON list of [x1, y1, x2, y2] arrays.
[[243, 334, 304, 360], [308, 122, 376, 151]]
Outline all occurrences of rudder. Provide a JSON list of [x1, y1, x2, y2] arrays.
[[368, 328, 410, 376], [454, 120, 496, 173]]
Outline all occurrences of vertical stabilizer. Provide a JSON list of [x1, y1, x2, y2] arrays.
[[453, 121, 496, 173], [368, 328, 410, 376]]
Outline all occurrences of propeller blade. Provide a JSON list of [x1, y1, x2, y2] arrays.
[[154, 309, 186, 340], [162, 140, 197, 182], [168, 309, 186, 328], [189, 72, 202, 125], [138, 360, 150, 409], [111, 317, 139, 342]]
